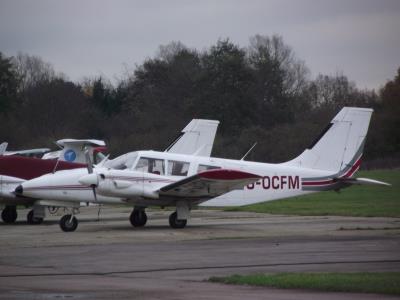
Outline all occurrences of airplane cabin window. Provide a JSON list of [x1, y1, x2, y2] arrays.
[[197, 164, 221, 173], [167, 160, 190, 176], [134, 157, 165, 175], [113, 163, 128, 170]]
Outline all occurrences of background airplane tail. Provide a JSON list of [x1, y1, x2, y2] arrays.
[[0, 142, 8, 155], [42, 139, 106, 164], [285, 107, 373, 176], [165, 119, 219, 157]]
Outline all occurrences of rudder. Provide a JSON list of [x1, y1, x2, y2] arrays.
[[285, 107, 373, 174]]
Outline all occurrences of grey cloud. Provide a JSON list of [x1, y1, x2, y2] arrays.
[[1, 0, 399, 88]]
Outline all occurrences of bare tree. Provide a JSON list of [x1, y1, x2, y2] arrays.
[[12, 53, 64, 93]]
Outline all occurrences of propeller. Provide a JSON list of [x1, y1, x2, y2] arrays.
[[84, 149, 98, 202]]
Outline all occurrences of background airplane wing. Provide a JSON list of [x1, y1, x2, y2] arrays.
[[159, 169, 261, 199]]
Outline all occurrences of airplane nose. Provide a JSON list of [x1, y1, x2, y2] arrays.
[[15, 185, 23, 195]]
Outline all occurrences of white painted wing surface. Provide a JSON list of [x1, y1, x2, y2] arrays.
[[159, 169, 261, 199]]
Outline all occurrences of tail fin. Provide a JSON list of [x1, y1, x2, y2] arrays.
[[286, 107, 373, 175], [42, 139, 106, 164], [0, 142, 8, 155], [165, 119, 219, 157]]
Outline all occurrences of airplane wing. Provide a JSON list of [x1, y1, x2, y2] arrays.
[[4, 148, 51, 157], [159, 169, 261, 199]]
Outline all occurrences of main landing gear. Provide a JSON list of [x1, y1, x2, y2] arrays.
[[128, 208, 188, 229], [27, 209, 43, 224], [168, 211, 187, 229], [1, 206, 45, 225], [1, 205, 17, 223], [130, 208, 147, 227]]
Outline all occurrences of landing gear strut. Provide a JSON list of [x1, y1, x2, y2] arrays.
[[169, 211, 187, 229], [130, 208, 147, 227], [27, 209, 43, 225], [1, 206, 17, 223], [59, 214, 78, 232]]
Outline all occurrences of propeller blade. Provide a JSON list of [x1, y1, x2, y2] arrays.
[[84, 149, 93, 174], [91, 186, 98, 202]]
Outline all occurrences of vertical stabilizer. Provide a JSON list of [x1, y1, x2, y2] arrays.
[[285, 107, 373, 174], [165, 119, 219, 157], [0, 142, 8, 155], [42, 139, 106, 164]]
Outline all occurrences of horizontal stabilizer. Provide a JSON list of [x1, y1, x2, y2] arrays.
[[56, 139, 106, 147], [338, 177, 391, 186]]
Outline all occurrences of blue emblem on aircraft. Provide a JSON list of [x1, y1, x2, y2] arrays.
[[64, 149, 77, 162]]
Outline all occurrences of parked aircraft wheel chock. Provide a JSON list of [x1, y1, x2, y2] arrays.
[[169, 211, 187, 229], [59, 214, 78, 232], [1, 206, 17, 223], [27, 209, 43, 225]]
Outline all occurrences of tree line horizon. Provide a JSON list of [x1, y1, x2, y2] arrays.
[[0, 35, 399, 167]]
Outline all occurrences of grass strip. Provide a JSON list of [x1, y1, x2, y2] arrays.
[[209, 272, 400, 295], [228, 170, 400, 217]]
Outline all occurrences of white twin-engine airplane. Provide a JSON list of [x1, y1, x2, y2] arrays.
[[15, 107, 389, 232]]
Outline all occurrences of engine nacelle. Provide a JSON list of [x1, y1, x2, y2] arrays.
[[96, 179, 159, 199]]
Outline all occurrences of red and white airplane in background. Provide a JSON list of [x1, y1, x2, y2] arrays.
[[0, 139, 106, 224], [16, 107, 389, 232], [0, 120, 219, 225]]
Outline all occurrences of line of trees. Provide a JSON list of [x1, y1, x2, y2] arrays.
[[0, 35, 399, 166]]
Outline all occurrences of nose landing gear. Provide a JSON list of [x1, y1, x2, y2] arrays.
[[59, 214, 78, 232]]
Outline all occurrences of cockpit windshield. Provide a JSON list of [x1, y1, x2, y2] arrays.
[[104, 152, 138, 170]]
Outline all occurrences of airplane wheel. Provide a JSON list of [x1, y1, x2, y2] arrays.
[[59, 214, 78, 232], [130, 209, 147, 227], [27, 210, 43, 225], [169, 211, 187, 229], [1, 206, 17, 223]]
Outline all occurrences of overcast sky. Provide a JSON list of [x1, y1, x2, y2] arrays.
[[1, 0, 399, 89]]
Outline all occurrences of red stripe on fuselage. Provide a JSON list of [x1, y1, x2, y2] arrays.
[[302, 179, 335, 186], [302, 155, 362, 187], [341, 156, 362, 178]]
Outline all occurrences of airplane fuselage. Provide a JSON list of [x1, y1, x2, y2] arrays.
[[19, 150, 342, 208]]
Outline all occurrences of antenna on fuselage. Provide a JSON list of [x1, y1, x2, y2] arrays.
[[240, 142, 257, 161]]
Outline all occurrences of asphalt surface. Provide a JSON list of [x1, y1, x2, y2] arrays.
[[0, 207, 399, 299]]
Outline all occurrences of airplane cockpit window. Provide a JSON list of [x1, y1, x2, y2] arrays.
[[134, 157, 165, 175], [104, 153, 138, 170], [167, 160, 190, 176], [197, 164, 221, 173], [113, 163, 128, 170]]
